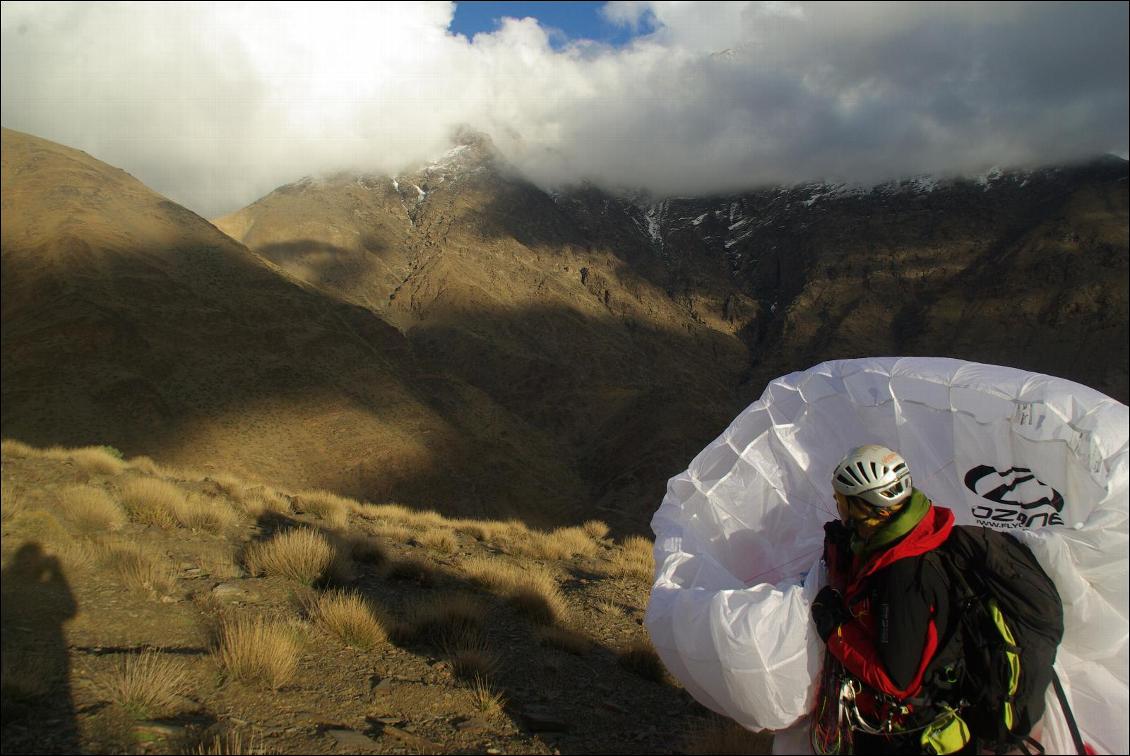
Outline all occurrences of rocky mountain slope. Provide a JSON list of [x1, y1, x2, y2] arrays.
[[215, 131, 756, 528], [614, 160, 1130, 401], [218, 131, 1128, 414], [216, 129, 1127, 526]]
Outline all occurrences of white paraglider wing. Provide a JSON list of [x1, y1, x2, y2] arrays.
[[646, 357, 1128, 754]]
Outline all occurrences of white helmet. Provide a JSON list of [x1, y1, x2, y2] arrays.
[[832, 444, 913, 510]]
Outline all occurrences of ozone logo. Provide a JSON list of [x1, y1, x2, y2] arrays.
[[964, 465, 1065, 528]]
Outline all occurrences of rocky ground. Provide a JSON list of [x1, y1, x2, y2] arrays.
[[0, 441, 772, 755]]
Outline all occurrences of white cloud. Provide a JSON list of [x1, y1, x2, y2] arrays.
[[2, 1, 1126, 217]]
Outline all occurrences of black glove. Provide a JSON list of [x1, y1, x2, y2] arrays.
[[823, 519, 852, 548], [812, 586, 852, 642], [823, 520, 854, 576]]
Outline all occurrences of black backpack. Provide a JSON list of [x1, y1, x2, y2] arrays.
[[923, 525, 1067, 754]]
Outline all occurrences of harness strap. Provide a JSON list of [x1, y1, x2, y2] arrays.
[[1052, 670, 1087, 755], [1018, 735, 1047, 755]]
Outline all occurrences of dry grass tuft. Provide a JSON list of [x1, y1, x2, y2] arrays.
[[40, 445, 73, 460], [99, 541, 176, 596], [536, 625, 593, 655], [210, 473, 248, 498], [461, 555, 515, 590], [237, 488, 292, 518], [310, 590, 386, 650], [406, 508, 448, 528], [449, 518, 528, 543], [355, 502, 415, 522], [463, 556, 569, 625], [294, 489, 353, 528], [450, 520, 489, 541], [174, 495, 238, 533], [595, 599, 623, 617], [190, 730, 266, 755], [118, 478, 236, 532], [356, 503, 456, 532], [605, 534, 655, 580], [244, 528, 337, 584], [1, 438, 39, 458], [683, 717, 774, 755], [581, 519, 611, 539], [119, 478, 183, 529], [369, 522, 413, 543], [53, 536, 100, 569], [447, 638, 499, 680], [394, 593, 486, 648], [469, 519, 530, 547], [1, 481, 26, 522], [507, 526, 598, 561], [469, 676, 507, 719], [8, 509, 72, 543], [71, 446, 127, 476], [550, 526, 599, 557], [59, 485, 128, 531], [418, 527, 458, 554], [125, 455, 168, 477], [98, 650, 188, 719], [618, 637, 666, 682], [508, 574, 571, 625], [215, 616, 301, 689]]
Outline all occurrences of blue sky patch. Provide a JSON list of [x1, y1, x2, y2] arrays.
[[450, 1, 653, 48]]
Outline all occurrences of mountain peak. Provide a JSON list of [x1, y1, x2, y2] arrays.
[[450, 124, 496, 152], [427, 125, 500, 171], [392, 126, 504, 191]]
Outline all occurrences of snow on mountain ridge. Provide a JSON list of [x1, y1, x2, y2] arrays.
[[644, 201, 667, 247]]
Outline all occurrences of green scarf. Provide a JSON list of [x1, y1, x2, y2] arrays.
[[851, 488, 931, 556]]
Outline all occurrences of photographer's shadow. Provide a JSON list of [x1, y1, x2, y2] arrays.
[[1, 542, 80, 754]]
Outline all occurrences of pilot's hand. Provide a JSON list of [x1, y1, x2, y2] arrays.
[[812, 586, 851, 642]]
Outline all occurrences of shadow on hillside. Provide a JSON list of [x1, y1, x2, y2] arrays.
[[12, 167, 1126, 539], [468, 179, 741, 314], [1, 542, 80, 754], [255, 238, 398, 301], [1, 240, 752, 536]]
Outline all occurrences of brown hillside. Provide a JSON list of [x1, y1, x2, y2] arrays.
[[0, 128, 588, 526], [215, 131, 755, 527], [214, 133, 1128, 534]]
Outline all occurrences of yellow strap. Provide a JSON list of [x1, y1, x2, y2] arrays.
[[989, 599, 1022, 731]]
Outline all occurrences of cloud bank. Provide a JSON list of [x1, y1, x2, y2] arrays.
[[3, 1, 1127, 217]]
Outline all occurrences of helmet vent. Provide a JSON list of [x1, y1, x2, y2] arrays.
[[831, 445, 913, 509]]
